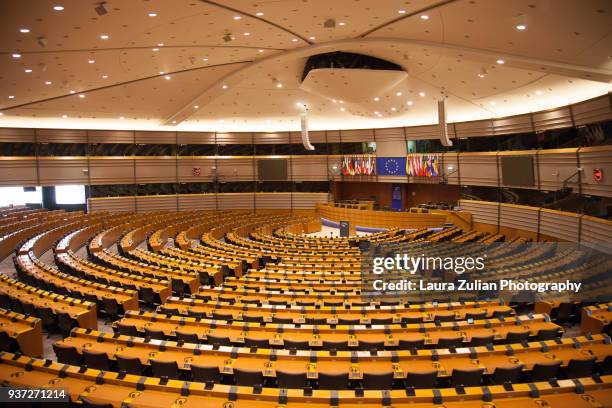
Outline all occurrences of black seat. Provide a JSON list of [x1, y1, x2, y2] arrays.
[[405, 370, 437, 389], [284, 339, 309, 351], [242, 314, 264, 323], [186, 309, 205, 319], [38, 307, 58, 332], [21, 302, 38, 317], [277, 370, 307, 389], [436, 337, 463, 349], [359, 340, 384, 351], [57, 313, 76, 336], [434, 314, 455, 323], [139, 287, 158, 305], [465, 311, 486, 320], [492, 310, 513, 319], [102, 297, 124, 320], [371, 317, 393, 325], [536, 328, 560, 341], [296, 301, 315, 307], [212, 312, 233, 322], [176, 331, 199, 344], [207, 335, 231, 347], [83, 350, 111, 371], [171, 278, 186, 296], [401, 316, 423, 324], [491, 365, 522, 385], [505, 331, 529, 344], [530, 361, 562, 381], [306, 317, 327, 325], [451, 368, 483, 387], [323, 301, 343, 307], [234, 368, 264, 387], [322, 340, 348, 351], [0, 294, 11, 309], [116, 323, 138, 337], [191, 364, 222, 383], [0, 331, 19, 353], [319, 372, 349, 390], [244, 337, 269, 349], [150, 359, 180, 380], [469, 335, 494, 347], [116, 355, 144, 375], [159, 306, 179, 315], [380, 300, 400, 306], [9, 298, 24, 314], [53, 343, 82, 365], [80, 396, 114, 408], [566, 357, 596, 378], [272, 316, 293, 324], [363, 371, 393, 390], [398, 339, 425, 351], [145, 327, 166, 340], [268, 300, 287, 306], [338, 318, 360, 325]]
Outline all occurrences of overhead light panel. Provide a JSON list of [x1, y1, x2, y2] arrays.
[[496, 59, 505, 64], [420, 15, 429, 20], [88, 59, 95, 64], [256, 12, 264, 16], [419, 92, 425, 97], [100, 34, 109, 39], [53, 5, 64, 11], [516, 24, 526, 30], [148, 12, 157, 17], [398, 10, 406, 14], [12, 53, 21, 58], [233, 15, 241, 20], [20, 28, 30, 33]]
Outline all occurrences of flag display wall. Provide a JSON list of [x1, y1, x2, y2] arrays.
[[406, 154, 441, 177], [340, 155, 376, 176]]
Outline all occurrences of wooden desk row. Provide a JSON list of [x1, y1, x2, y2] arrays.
[[116, 311, 560, 346], [2, 351, 611, 407], [0, 274, 97, 329], [0, 308, 43, 357], [582, 304, 612, 335]]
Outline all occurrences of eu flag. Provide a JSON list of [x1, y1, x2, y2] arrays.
[[377, 157, 407, 176]]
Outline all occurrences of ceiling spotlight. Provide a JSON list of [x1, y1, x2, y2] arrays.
[[102, 75, 108, 78], [377, 114, 383, 117], [496, 59, 505, 64], [243, 32, 250, 36], [20, 28, 30, 33], [309, 36, 316, 40], [420, 15, 429, 20], [332, 99, 337, 103], [12, 53, 21, 58], [478, 68, 488, 78], [291, 38, 298, 42], [164, 75, 171, 80], [396, 92, 402, 96], [407, 101, 413, 105], [490, 101, 496, 106], [62, 115, 68, 118], [45, 81, 52, 85], [419, 91, 425, 97], [340, 107, 345, 112], [203, 58, 209, 61], [258, 49, 264, 53], [79, 94, 85, 98], [157, 43, 164, 47], [374, 111, 379, 115], [148, 12, 157, 17], [24, 69, 32, 73], [171, 120, 176, 124], [0, 112, 3, 116], [338, 22, 346, 26], [88, 59, 95, 64], [223, 33, 234, 42], [391, 107, 397, 111], [100, 34, 109, 39], [152, 48, 159, 51], [516, 24, 526, 30], [222, 85, 228, 89], [94, 2, 108, 16], [535, 90, 543, 95], [119, 116, 124, 120], [53, 5, 64, 11], [193, 105, 199, 109], [276, 83, 283, 88], [69, 90, 75, 94], [339, 100, 344, 104], [37, 36, 47, 48], [159, 71, 165, 75], [398, 10, 406, 14], [233, 15, 241, 20], [373, 97, 379, 101], [8, 95, 15, 99], [256, 12, 264, 16]]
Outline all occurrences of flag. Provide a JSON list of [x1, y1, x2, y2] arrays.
[[377, 157, 407, 176]]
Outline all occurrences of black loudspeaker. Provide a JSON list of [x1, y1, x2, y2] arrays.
[[339, 221, 350, 237]]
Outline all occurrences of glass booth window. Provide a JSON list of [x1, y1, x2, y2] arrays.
[[0, 186, 43, 207], [55, 185, 86, 204]]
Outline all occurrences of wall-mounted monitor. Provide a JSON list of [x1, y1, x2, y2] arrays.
[[501, 156, 534, 186], [257, 159, 288, 181]]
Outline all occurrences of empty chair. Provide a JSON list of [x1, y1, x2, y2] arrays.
[[296, 301, 315, 307], [268, 300, 287, 306], [150, 359, 180, 380], [553, 302, 574, 324], [145, 327, 166, 340], [234, 368, 264, 387], [398, 339, 425, 351], [102, 297, 123, 320], [380, 300, 400, 306], [38, 307, 57, 332], [434, 314, 455, 323], [53, 343, 82, 365], [401, 316, 423, 324], [57, 313, 76, 336], [186, 309, 205, 319], [116, 323, 138, 337], [176, 331, 199, 344], [469, 335, 494, 347], [244, 337, 269, 349], [451, 368, 484, 387], [241, 299, 261, 306], [277, 371, 307, 389], [405, 371, 437, 389], [338, 318, 360, 326], [0, 331, 19, 353], [436, 337, 463, 349], [0, 293, 11, 309], [323, 301, 343, 307], [566, 357, 596, 379], [207, 335, 231, 347], [536, 328, 560, 341], [83, 350, 111, 371], [159, 306, 179, 315], [272, 316, 293, 324], [359, 340, 384, 351], [322, 340, 348, 351], [171, 279, 186, 296], [284, 339, 309, 351], [363, 371, 394, 390], [465, 311, 486, 320], [530, 361, 562, 381], [116, 355, 144, 375], [242, 314, 264, 323], [139, 287, 158, 305], [80, 396, 114, 408], [212, 312, 233, 322], [505, 331, 529, 344], [21, 302, 38, 317], [492, 310, 513, 319], [371, 317, 393, 325], [191, 364, 222, 383], [306, 317, 327, 325], [491, 366, 522, 385], [9, 298, 24, 314], [319, 372, 349, 390]]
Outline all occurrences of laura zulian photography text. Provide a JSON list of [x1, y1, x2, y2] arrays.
[[371, 279, 582, 293]]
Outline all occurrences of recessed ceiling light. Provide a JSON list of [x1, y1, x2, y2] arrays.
[[62, 114, 68, 118], [203, 58, 209, 61], [53, 5, 64, 11], [172, 120, 176, 124], [193, 105, 199, 109], [8, 95, 15, 99], [222, 85, 228, 89], [258, 49, 264, 53], [24, 69, 32, 73], [20, 28, 30, 33], [243, 32, 250, 36], [477, 73, 485, 78], [398, 10, 406, 14], [256, 12, 264, 16], [12, 53, 21, 58], [338, 22, 346, 26], [420, 15, 429, 20], [339, 100, 344, 104], [291, 38, 298, 42], [490, 101, 496, 105], [152, 48, 159, 51], [78, 94, 85, 98], [45, 81, 52, 85], [396, 92, 402, 96], [516, 24, 526, 30], [0, 112, 3, 116], [407, 101, 413, 105], [88, 59, 95, 64], [373, 97, 379, 101], [69, 90, 75, 94], [535, 90, 543, 95], [496, 59, 505, 64], [164, 75, 171, 80], [119, 116, 124, 120], [419, 91, 426, 97], [102, 75, 108, 79], [391, 107, 397, 111], [148, 12, 157, 17], [233, 16, 241, 20], [377, 114, 383, 117], [276, 83, 283, 88], [340, 107, 345, 112], [159, 71, 165, 75], [309, 36, 316, 40], [219, 119, 225, 123], [100, 34, 109, 39], [157, 43, 164, 47], [374, 111, 379, 115]]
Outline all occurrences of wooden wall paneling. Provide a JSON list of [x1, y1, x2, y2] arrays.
[[572, 94, 612, 126], [373, 127, 403, 142], [499, 204, 539, 234], [88, 196, 136, 213], [88, 157, 135, 185], [340, 128, 374, 142], [454, 119, 494, 138], [217, 192, 254, 209], [326, 130, 341, 143], [136, 195, 178, 212], [291, 156, 329, 181], [578, 146, 612, 197], [36, 129, 87, 143], [580, 215, 612, 249], [457, 152, 498, 186], [532, 106, 573, 131], [491, 114, 533, 135], [38, 157, 89, 185], [87, 130, 135, 144], [292, 192, 328, 209], [254, 192, 292, 209], [176, 132, 216, 144], [0, 127, 35, 143], [537, 148, 579, 192], [0, 157, 38, 186], [305, 131, 327, 144], [216, 132, 252, 144], [252, 132, 290, 144], [216, 157, 254, 181], [405, 124, 448, 140], [539, 208, 580, 242], [134, 131, 176, 144], [134, 156, 177, 183], [458, 199, 499, 225], [177, 157, 216, 182], [177, 194, 217, 211]]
